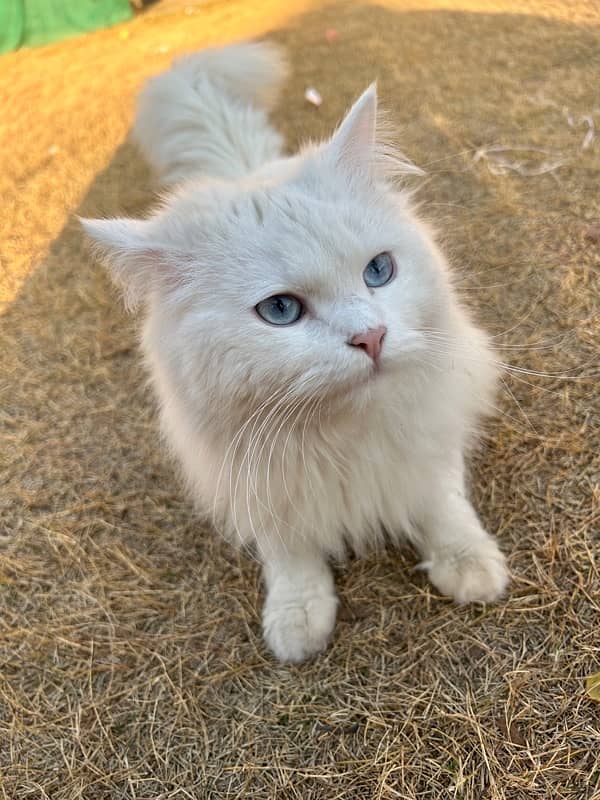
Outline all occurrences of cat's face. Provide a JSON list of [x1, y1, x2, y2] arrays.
[[83, 87, 450, 415]]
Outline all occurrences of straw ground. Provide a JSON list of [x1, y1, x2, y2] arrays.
[[1, 1, 598, 797]]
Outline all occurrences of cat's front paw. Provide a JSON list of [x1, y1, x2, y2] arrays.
[[262, 589, 338, 663], [426, 537, 509, 604]]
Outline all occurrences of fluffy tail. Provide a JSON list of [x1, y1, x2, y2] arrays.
[[133, 42, 287, 186]]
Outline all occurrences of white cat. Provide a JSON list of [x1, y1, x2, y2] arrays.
[[83, 42, 509, 663]]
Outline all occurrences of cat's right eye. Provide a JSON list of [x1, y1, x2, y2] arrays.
[[255, 294, 304, 326]]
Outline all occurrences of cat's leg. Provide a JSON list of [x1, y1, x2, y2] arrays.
[[261, 545, 338, 663], [412, 457, 509, 603]]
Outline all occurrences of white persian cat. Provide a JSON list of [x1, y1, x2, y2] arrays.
[[83, 42, 509, 663]]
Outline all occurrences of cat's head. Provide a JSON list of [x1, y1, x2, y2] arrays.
[[83, 86, 451, 418]]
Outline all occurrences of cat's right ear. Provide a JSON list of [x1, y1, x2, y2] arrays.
[[80, 217, 163, 311], [326, 84, 378, 177], [324, 84, 424, 181]]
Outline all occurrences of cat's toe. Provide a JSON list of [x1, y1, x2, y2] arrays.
[[262, 592, 338, 663], [427, 538, 509, 604]]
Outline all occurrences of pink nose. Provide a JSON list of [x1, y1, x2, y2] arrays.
[[348, 325, 387, 361]]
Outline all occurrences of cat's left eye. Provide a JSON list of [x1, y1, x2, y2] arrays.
[[255, 294, 304, 326], [363, 252, 395, 288]]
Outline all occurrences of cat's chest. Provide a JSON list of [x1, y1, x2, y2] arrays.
[[298, 410, 414, 498], [274, 414, 422, 551]]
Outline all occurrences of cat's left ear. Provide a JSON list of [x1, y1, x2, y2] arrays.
[[326, 84, 378, 175]]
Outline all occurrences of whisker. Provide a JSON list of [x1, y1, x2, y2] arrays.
[[499, 375, 538, 434], [243, 378, 315, 554], [421, 336, 594, 381], [260, 389, 311, 543], [212, 385, 285, 529], [420, 326, 575, 352], [232, 388, 293, 549]]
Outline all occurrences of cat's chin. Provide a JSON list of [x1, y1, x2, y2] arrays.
[[325, 364, 381, 407], [354, 364, 380, 387]]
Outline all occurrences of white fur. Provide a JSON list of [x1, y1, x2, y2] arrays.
[[82, 42, 509, 663], [133, 42, 287, 185]]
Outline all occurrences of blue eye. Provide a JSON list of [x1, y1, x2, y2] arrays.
[[363, 252, 395, 288], [255, 294, 304, 325]]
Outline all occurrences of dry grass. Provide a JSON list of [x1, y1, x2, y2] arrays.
[[1, 1, 599, 797]]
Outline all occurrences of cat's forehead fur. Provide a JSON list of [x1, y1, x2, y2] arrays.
[[160, 156, 410, 298]]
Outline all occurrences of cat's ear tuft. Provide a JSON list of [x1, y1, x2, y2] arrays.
[[327, 83, 378, 174], [80, 216, 159, 311], [325, 85, 424, 181]]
